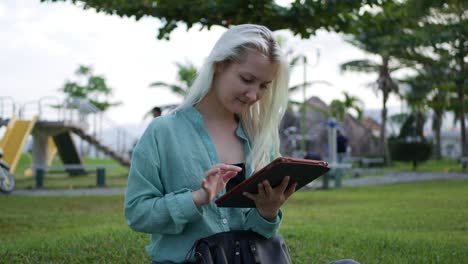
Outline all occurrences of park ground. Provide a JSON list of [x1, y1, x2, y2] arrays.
[[1, 154, 467, 263]]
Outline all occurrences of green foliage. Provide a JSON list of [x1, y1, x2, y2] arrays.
[[388, 112, 432, 170], [389, 139, 432, 170], [398, 112, 425, 139], [41, 0, 382, 40], [149, 61, 197, 99], [390, 0, 468, 155], [61, 65, 121, 112], [2, 180, 468, 263]]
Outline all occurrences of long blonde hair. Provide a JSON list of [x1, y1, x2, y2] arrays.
[[176, 24, 289, 172]]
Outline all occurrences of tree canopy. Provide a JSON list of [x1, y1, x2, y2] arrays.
[[41, 0, 382, 39], [61, 65, 121, 112]]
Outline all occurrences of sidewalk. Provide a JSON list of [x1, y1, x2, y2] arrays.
[[4, 171, 468, 197]]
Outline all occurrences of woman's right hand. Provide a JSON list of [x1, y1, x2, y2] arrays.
[[192, 164, 242, 207]]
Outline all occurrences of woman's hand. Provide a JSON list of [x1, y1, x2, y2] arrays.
[[243, 176, 297, 221], [192, 164, 242, 207]]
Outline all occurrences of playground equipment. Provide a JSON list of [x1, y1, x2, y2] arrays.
[[0, 147, 15, 193], [0, 116, 37, 174], [0, 96, 136, 181]]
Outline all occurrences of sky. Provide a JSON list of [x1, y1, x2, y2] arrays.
[[1, 0, 403, 126]]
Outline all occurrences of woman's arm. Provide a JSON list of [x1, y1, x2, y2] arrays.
[[124, 147, 203, 235]]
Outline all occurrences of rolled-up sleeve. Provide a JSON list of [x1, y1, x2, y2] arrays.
[[124, 124, 202, 235], [243, 208, 282, 238]]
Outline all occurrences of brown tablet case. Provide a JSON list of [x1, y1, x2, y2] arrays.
[[215, 157, 330, 208]]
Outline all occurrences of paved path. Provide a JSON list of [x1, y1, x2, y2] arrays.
[[3, 171, 468, 197], [342, 171, 468, 187]]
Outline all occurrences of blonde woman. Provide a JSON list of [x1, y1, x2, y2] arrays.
[[125, 24, 357, 264]]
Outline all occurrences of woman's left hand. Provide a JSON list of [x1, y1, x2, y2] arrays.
[[243, 176, 297, 221]]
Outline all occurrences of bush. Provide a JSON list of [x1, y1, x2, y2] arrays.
[[389, 139, 432, 170]]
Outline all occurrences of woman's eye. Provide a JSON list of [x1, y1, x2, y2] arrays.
[[241, 76, 254, 84]]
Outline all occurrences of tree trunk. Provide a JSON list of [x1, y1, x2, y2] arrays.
[[433, 110, 442, 160], [381, 93, 391, 165], [457, 83, 466, 156], [456, 40, 467, 156], [379, 57, 392, 165]]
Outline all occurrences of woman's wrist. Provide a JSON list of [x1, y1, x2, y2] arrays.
[[192, 189, 208, 208], [257, 208, 279, 221]]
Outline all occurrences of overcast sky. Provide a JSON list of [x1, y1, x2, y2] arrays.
[[1, 0, 403, 126]]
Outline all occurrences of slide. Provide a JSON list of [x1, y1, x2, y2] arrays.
[[0, 115, 17, 148], [0, 116, 37, 174], [53, 131, 86, 176]]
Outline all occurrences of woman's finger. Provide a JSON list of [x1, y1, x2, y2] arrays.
[[213, 164, 243, 172], [277, 176, 290, 194], [284, 182, 297, 199], [220, 164, 243, 172], [263, 180, 273, 195], [243, 192, 256, 201], [221, 171, 238, 183], [205, 167, 220, 177], [257, 182, 266, 197]]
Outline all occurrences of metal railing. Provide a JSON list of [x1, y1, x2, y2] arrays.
[[16, 96, 138, 160], [0, 97, 17, 119]]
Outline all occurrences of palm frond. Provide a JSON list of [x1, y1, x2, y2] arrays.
[[288, 80, 332, 93], [340, 60, 380, 74], [149, 82, 186, 97]]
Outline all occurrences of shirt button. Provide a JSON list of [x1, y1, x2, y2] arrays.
[[222, 218, 228, 224]]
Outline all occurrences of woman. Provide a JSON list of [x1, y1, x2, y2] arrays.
[[125, 24, 359, 264], [125, 24, 292, 263]]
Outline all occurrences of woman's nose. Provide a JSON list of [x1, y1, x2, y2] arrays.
[[245, 90, 258, 102]]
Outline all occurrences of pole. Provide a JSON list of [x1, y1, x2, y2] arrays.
[[301, 56, 307, 156]]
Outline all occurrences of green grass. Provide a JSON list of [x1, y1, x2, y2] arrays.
[[1, 180, 467, 263], [13, 153, 129, 190], [387, 159, 465, 173]]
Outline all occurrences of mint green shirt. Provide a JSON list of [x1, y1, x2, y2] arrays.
[[124, 106, 282, 263]]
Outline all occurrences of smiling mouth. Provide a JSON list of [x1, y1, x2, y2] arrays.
[[237, 98, 248, 104]]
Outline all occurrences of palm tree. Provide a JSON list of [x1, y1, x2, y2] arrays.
[[399, 65, 452, 160], [145, 61, 197, 118], [150, 61, 197, 98], [340, 57, 400, 164], [340, 4, 408, 164], [278, 36, 332, 154], [329, 91, 364, 121], [401, 0, 467, 156]]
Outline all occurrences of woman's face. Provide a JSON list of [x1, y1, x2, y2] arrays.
[[211, 49, 277, 115]]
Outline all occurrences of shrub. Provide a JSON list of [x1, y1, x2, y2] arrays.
[[389, 138, 432, 170]]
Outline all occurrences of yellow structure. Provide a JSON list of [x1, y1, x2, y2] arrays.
[[0, 115, 17, 148], [0, 116, 37, 174]]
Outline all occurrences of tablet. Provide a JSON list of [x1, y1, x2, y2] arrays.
[[215, 157, 330, 208]]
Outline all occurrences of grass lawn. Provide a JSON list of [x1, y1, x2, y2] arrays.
[[387, 159, 466, 173], [1, 179, 467, 263]]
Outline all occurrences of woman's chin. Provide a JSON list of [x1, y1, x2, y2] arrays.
[[235, 105, 250, 115]]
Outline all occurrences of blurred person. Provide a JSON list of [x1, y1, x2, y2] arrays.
[[152, 106, 162, 118]]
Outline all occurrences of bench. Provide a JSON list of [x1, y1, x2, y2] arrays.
[[461, 157, 468, 171], [322, 162, 353, 189], [34, 164, 117, 188], [343, 156, 385, 168]]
